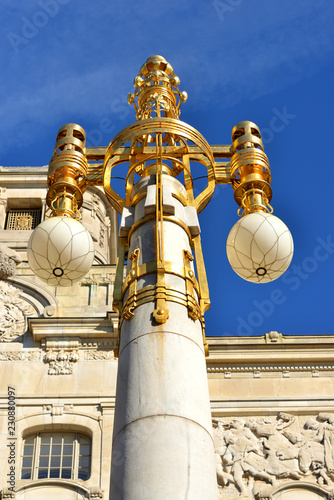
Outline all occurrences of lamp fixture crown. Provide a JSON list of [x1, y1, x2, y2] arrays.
[[128, 55, 188, 120]]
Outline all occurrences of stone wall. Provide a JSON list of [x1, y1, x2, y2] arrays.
[[208, 334, 334, 499]]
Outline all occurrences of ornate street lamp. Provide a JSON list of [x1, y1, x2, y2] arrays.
[[27, 56, 293, 499]]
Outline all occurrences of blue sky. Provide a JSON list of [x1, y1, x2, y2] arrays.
[[1, 0, 334, 337]]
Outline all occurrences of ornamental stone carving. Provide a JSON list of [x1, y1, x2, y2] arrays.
[[214, 413, 334, 499], [80, 272, 115, 285], [0, 281, 34, 342], [89, 487, 103, 499], [44, 349, 79, 375], [0, 351, 41, 361], [0, 245, 21, 279], [84, 350, 114, 360], [0, 488, 15, 499], [43, 403, 73, 415]]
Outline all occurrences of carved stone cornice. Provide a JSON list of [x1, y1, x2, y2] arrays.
[[28, 312, 118, 342], [207, 363, 334, 376], [207, 332, 334, 374], [0, 165, 48, 187]]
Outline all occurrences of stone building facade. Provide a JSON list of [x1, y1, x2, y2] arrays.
[[0, 166, 334, 500]]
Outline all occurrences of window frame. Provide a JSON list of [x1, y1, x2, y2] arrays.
[[5, 208, 42, 230], [21, 432, 91, 481]]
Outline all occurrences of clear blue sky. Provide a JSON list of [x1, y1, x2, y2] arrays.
[[1, 0, 334, 337]]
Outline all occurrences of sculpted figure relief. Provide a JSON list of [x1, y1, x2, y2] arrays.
[[0, 281, 34, 342], [214, 413, 334, 499]]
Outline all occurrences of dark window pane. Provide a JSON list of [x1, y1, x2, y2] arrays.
[[52, 436, 62, 444], [63, 435, 73, 444], [23, 445, 34, 456], [38, 469, 48, 479], [78, 469, 89, 480], [63, 445, 73, 456], [61, 468, 72, 479], [25, 437, 34, 445], [79, 456, 90, 468], [22, 457, 33, 468], [40, 445, 50, 456], [41, 436, 51, 444], [21, 469, 31, 480], [62, 456, 72, 468], [52, 445, 61, 455], [50, 468, 60, 478], [39, 457, 49, 468], [51, 457, 61, 468], [80, 445, 90, 456]]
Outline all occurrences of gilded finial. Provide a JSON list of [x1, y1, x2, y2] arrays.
[[128, 55, 188, 120]]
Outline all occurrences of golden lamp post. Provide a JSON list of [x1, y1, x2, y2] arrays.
[[27, 56, 293, 499]]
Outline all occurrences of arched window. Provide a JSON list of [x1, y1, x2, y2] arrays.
[[21, 432, 91, 481]]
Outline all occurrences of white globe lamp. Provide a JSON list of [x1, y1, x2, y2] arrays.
[[27, 216, 95, 287], [226, 212, 293, 283]]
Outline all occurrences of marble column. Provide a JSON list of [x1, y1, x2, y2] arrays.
[[110, 169, 218, 499]]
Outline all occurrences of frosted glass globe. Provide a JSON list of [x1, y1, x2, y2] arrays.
[[226, 212, 293, 283], [27, 216, 95, 286]]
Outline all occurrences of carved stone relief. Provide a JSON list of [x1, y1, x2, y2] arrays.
[[0, 488, 16, 499], [80, 272, 115, 286], [89, 487, 103, 499], [0, 281, 34, 342], [43, 403, 73, 416], [0, 346, 115, 372], [44, 349, 79, 375], [214, 413, 334, 499], [0, 351, 41, 361], [0, 245, 22, 279], [84, 350, 114, 360]]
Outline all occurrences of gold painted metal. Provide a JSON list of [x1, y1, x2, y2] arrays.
[[112, 236, 126, 358], [128, 55, 187, 121], [46, 123, 88, 218], [121, 285, 201, 331], [102, 117, 216, 215], [183, 250, 201, 321], [230, 121, 272, 216], [119, 255, 202, 328], [122, 259, 200, 297], [44, 57, 277, 359], [15, 214, 33, 230], [123, 248, 140, 321]]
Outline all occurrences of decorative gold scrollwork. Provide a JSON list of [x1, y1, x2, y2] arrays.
[[183, 250, 200, 321], [153, 263, 170, 324], [123, 248, 140, 320]]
